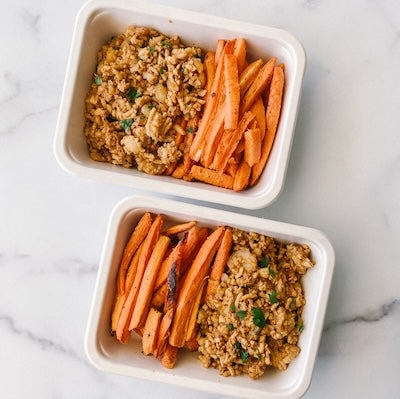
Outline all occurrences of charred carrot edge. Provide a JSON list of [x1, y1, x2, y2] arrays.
[[188, 165, 234, 190], [244, 127, 261, 167], [117, 212, 152, 294], [142, 307, 162, 355], [161, 344, 178, 369], [240, 57, 276, 114], [116, 214, 164, 343], [129, 235, 170, 330], [163, 221, 196, 236], [250, 96, 266, 140], [233, 160, 252, 192], [224, 54, 240, 130], [250, 66, 285, 186], [169, 226, 225, 348], [233, 38, 246, 75], [204, 51, 216, 103], [239, 59, 263, 96]]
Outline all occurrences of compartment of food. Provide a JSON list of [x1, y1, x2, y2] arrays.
[[85, 196, 334, 398], [54, 0, 306, 209]]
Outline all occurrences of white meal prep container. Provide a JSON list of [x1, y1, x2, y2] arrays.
[[85, 196, 334, 399], [54, 0, 306, 209]]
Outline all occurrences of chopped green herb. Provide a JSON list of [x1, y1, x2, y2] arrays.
[[258, 256, 270, 268], [252, 307, 266, 328], [227, 323, 234, 331], [126, 87, 142, 102], [159, 66, 164, 75], [241, 351, 249, 364], [148, 104, 155, 110], [236, 310, 246, 320], [161, 40, 171, 47], [233, 342, 242, 350], [194, 54, 202, 59], [269, 290, 278, 304], [180, 66, 185, 74], [257, 354, 262, 361], [186, 126, 194, 134], [230, 303, 236, 312], [290, 298, 296, 309], [94, 73, 102, 85], [295, 322, 304, 332], [268, 265, 276, 278], [119, 119, 133, 131], [149, 46, 155, 54]]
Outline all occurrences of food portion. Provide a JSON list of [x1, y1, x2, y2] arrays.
[[84, 26, 205, 175], [110, 213, 314, 377], [84, 26, 285, 190]]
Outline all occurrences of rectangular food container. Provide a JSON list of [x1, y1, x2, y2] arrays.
[[54, 0, 306, 209], [85, 195, 334, 398]]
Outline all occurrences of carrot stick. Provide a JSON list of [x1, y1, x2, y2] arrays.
[[169, 226, 225, 347], [185, 279, 206, 341], [250, 66, 285, 186], [250, 96, 266, 140], [214, 40, 225, 66], [129, 235, 170, 330], [189, 165, 234, 190], [164, 221, 196, 236], [233, 161, 252, 192], [186, 332, 199, 351], [240, 57, 276, 114], [161, 344, 178, 369], [239, 59, 263, 96], [226, 162, 239, 178], [181, 226, 209, 275], [111, 242, 145, 332], [116, 214, 164, 343], [244, 127, 261, 167], [214, 111, 256, 173], [204, 51, 216, 103], [224, 54, 240, 130], [165, 123, 186, 175], [233, 38, 247, 75], [142, 307, 162, 355], [117, 212, 152, 294], [151, 283, 167, 309]]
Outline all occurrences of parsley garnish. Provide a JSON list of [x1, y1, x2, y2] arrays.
[[159, 66, 164, 74], [126, 87, 142, 102], [94, 73, 102, 85], [148, 104, 155, 110], [149, 46, 155, 54], [241, 351, 249, 364], [233, 342, 242, 350], [269, 290, 278, 304], [227, 323, 234, 331], [258, 256, 269, 268], [180, 66, 185, 74], [119, 119, 133, 131], [236, 310, 246, 320], [268, 265, 275, 278], [295, 322, 304, 332], [230, 303, 236, 312], [257, 354, 262, 361], [252, 308, 266, 328], [186, 126, 194, 134], [161, 40, 171, 47], [194, 54, 202, 59]]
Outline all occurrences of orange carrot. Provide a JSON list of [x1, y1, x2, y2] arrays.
[[129, 235, 170, 330], [142, 307, 162, 355], [163, 221, 196, 237], [240, 57, 276, 114], [165, 123, 186, 175], [169, 226, 225, 347], [117, 212, 152, 294], [161, 344, 178, 369], [244, 127, 261, 167], [226, 162, 239, 178], [250, 66, 285, 186], [204, 51, 216, 103], [250, 96, 266, 140], [233, 160, 251, 192], [189, 165, 234, 190], [233, 38, 247, 75], [239, 59, 263, 96], [181, 226, 209, 275], [214, 40, 225, 66], [185, 279, 206, 341], [224, 54, 240, 130]]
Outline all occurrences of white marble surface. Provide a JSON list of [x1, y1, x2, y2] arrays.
[[1, 0, 399, 398]]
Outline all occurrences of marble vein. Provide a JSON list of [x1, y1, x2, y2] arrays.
[[323, 298, 400, 333], [1, 72, 22, 105]]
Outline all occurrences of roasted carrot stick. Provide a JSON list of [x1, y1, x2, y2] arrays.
[[244, 127, 261, 167], [161, 344, 178, 369], [169, 226, 225, 347], [164, 221, 196, 236], [117, 212, 152, 294], [129, 235, 170, 330], [142, 307, 162, 355], [250, 96, 266, 140], [116, 214, 164, 343], [189, 165, 234, 190], [204, 51, 216, 103], [240, 57, 276, 114], [214, 40, 225, 66], [233, 160, 252, 192], [239, 59, 263, 96], [181, 226, 209, 275], [250, 66, 285, 186], [224, 54, 240, 130], [233, 38, 247, 75], [226, 162, 239, 178], [165, 123, 186, 175], [185, 279, 206, 342]]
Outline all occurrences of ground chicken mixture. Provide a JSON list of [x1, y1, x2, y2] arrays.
[[84, 26, 206, 175], [197, 229, 314, 379]]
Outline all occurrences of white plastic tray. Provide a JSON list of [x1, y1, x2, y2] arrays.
[[85, 195, 334, 398], [54, 0, 306, 209]]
